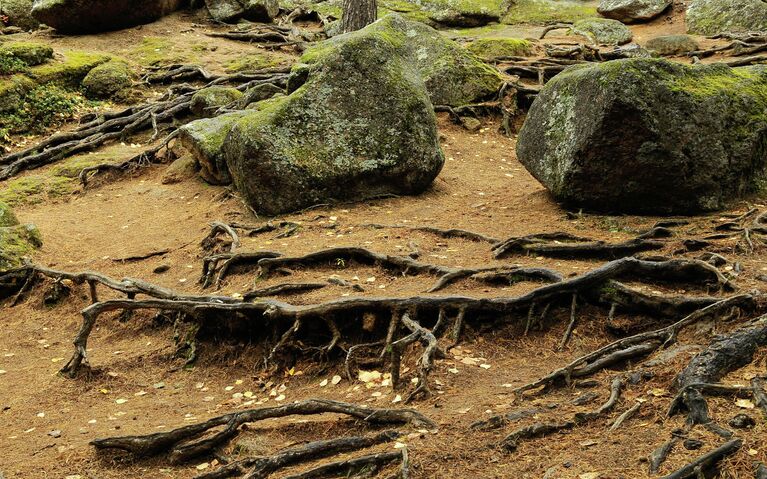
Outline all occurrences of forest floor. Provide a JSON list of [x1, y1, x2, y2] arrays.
[[1, 4, 767, 479]]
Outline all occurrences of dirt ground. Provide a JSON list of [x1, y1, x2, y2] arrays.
[[1, 4, 767, 479]]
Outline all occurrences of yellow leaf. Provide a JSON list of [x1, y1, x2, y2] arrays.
[[736, 399, 755, 409]]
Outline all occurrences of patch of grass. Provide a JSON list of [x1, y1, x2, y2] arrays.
[[130, 37, 186, 66], [224, 52, 290, 73]]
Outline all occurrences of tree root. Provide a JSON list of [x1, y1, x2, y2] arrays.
[[501, 378, 622, 451], [492, 229, 669, 259], [361, 223, 500, 244], [280, 450, 405, 479], [193, 430, 400, 479], [200, 251, 282, 289], [91, 399, 435, 462], [659, 439, 742, 479], [513, 295, 755, 395], [673, 316, 767, 390], [0, 67, 288, 179]]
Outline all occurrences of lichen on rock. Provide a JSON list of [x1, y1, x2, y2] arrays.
[[516, 58, 767, 214]]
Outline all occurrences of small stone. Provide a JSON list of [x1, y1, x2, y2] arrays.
[[153, 264, 171, 274], [728, 414, 756, 429], [683, 438, 704, 450], [48, 430, 62, 438]]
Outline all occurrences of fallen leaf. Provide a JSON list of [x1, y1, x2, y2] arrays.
[[736, 399, 755, 409], [331, 375, 342, 385]]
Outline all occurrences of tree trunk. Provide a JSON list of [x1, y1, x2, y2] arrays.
[[342, 0, 377, 33]]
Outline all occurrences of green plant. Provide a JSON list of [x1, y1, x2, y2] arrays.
[[0, 53, 28, 75]]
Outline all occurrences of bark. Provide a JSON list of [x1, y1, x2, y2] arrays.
[[342, 0, 377, 33]]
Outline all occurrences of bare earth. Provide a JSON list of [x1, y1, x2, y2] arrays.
[[1, 5, 766, 479]]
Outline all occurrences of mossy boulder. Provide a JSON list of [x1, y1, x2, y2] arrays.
[[0, 42, 54, 66], [238, 83, 284, 108], [467, 38, 536, 60], [82, 60, 133, 99], [204, 0, 279, 22], [190, 86, 243, 117], [31, 0, 185, 34], [179, 111, 248, 184], [0, 75, 35, 113], [410, 0, 505, 27], [517, 58, 767, 214], [571, 18, 633, 45], [295, 14, 503, 106], [645, 35, 699, 56], [28, 50, 111, 87], [502, 0, 598, 25], [0, 0, 39, 30], [597, 0, 671, 23], [183, 14, 445, 215], [0, 202, 42, 270], [686, 0, 767, 36]]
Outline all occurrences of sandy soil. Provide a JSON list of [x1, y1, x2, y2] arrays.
[[1, 5, 766, 479]]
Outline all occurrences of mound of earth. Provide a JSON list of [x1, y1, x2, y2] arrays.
[[516, 58, 767, 214]]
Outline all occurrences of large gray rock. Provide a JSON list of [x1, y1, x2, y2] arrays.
[[571, 18, 633, 45], [597, 0, 671, 23], [292, 14, 503, 107], [180, 14, 445, 215], [686, 0, 767, 36], [204, 0, 279, 23], [0, 0, 39, 30], [516, 58, 767, 214], [31, 0, 185, 34], [645, 35, 699, 55]]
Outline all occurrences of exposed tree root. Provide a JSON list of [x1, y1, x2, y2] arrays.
[[491, 229, 669, 259], [0, 67, 288, 179], [361, 223, 500, 244], [280, 450, 405, 479], [501, 378, 622, 451], [200, 251, 282, 289], [673, 316, 767, 390], [193, 430, 400, 479], [513, 295, 754, 395], [91, 399, 435, 462], [659, 439, 742, 479]]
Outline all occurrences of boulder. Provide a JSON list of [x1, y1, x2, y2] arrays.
[[190, 86, 243, 117], [597, 0, 671, 23], [516, 58, 767, 214], [0, 0, 39, 30], [415, 0, 504, 27], [502, 0, 598, 25], [0, 202, 42, 270], [204, 0, 279, 23], [0, 42, 53, 66], [237, 83, 284, 108], [181, 14, 445, 215], [686, 0, 767, 36], [645, 35, 699, 55], [82, 61, 133, 99], [571, 18, 633, 45], [294, 14, 503, 106], [31, 0, 185, 34], [179, 111, 248, 184], [466, 38, 536, 60]]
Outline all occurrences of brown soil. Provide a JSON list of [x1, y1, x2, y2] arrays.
[[1, 6, 766, 479]]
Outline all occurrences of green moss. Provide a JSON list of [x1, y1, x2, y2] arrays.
[[130, 37, 186, 66], [28, 50, 110, 86], [82, 60, 133, 99], [0, 202, 19, 227], [502, 0, 597, 24], [0, 42, 54, 66], [224, 52, 290, 73], [0, 83, 84, 142], [467, 38, 534, 59], [0, 151, 123, 206]]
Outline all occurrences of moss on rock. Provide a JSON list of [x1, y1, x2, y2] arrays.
[[178, 111, 248, 185], [502, 0, 597, 24], [0, 0, 40, 30], [296, 14, 503, 106], [0, 42, 54, 66], [467, 38, 536, 59], [517, 58, 767, 214], [29, 50, 111, 87], [0, 203, 41, 270], [571, 18, 633, 45], [81, 60, 133, 99], [190, 86, 243, 118], [686, 0, 767, 36]]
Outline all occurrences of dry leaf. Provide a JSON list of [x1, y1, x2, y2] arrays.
[[736, 399, 755, 409]]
